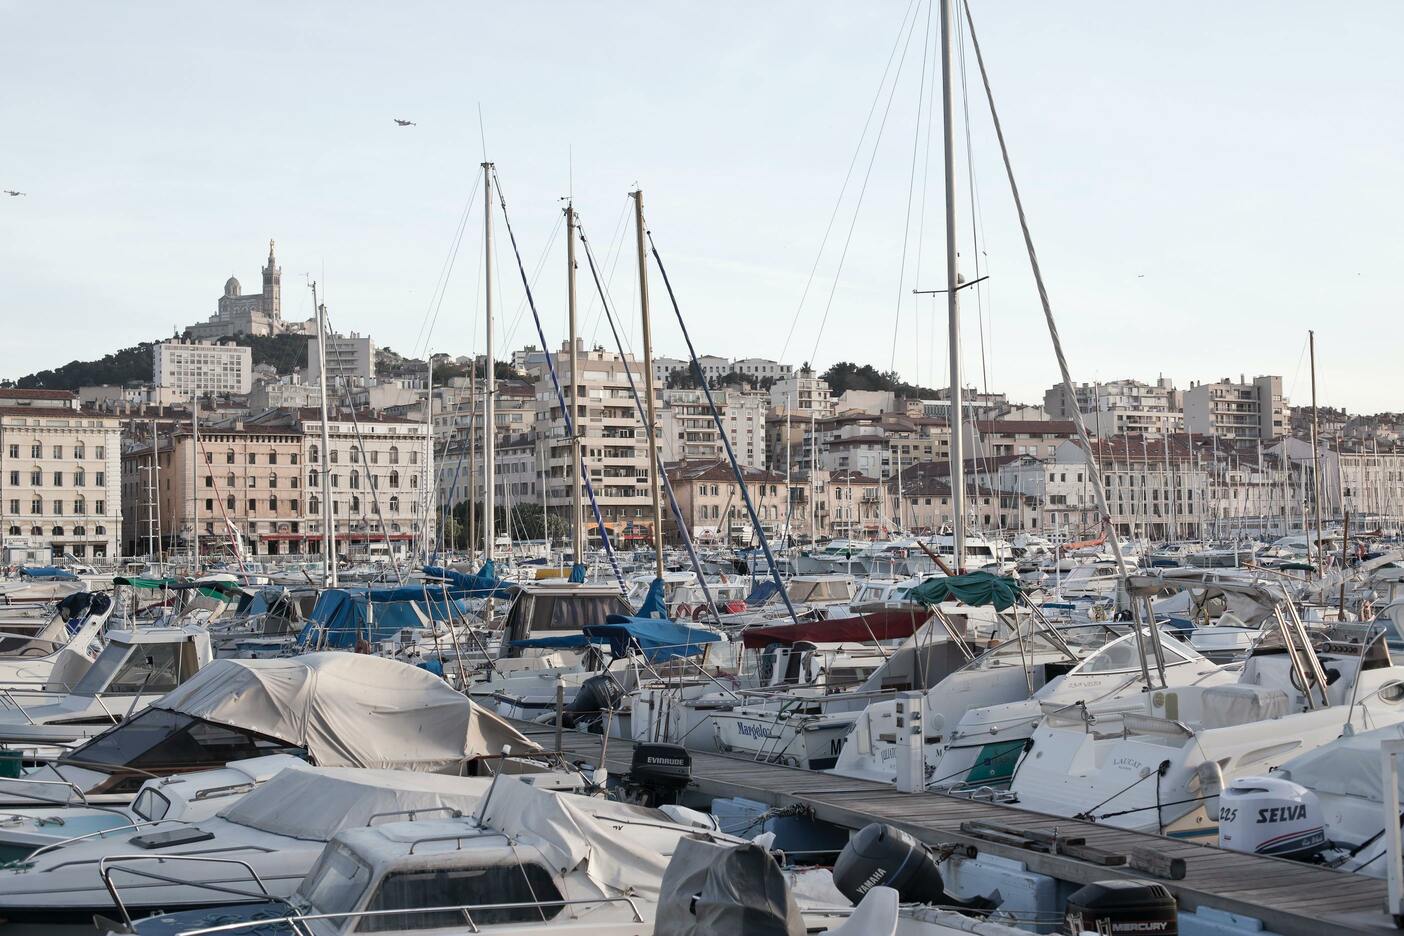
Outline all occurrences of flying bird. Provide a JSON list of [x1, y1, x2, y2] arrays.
[[4, 190, 25, 197], [393, 118, 416, 127]]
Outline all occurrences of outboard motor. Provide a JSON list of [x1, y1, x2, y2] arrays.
[[1064, 880, 1177, 935], [622, 742, 692, 807], [832, 822, 946, 905], [561, 672, 624, 732], [1218, 776, 1326, 860]]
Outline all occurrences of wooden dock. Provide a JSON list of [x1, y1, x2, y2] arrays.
[[509, 719, 1397, 936]]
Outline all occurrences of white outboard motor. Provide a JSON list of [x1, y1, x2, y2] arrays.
[[1218, 776, 1326, 860]]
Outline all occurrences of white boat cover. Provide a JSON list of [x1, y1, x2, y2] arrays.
[[1198, 685, 1290, 730], [219, 764, 491, 841], [153, 653, 535, 771], [1278, 721, 1404, 803], [472, 775, 670, 897]]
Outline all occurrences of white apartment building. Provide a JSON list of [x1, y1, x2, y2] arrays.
[[1183, 375, 1287, 443], [1053, 437, 1208, 539], [154, 339, 253, 395], [769, 366, 833, 418], [658, 388, 767, 469], [651, 356, 689, 385], [0, 389, 122, 561], [532, 339, 659, 541], [730, 358, 792, 383], [308, 332, 376, 382], [1044, 378, 1183, 438]]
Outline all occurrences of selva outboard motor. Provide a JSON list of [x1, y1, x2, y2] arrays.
[[832, 822, 946, 905], [1218, 775, 1327, 860], [622, 743, 692, 807], [1064, 880, 1177, 935]]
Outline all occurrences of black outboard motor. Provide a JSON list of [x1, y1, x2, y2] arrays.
[[621, 742, 692, 807], [1064, 880, 1177, 935], [561, 672, 624, 731], [833, 823, 946, 905]]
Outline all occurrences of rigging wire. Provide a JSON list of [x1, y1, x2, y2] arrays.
[[807, 4, 925, 368], [413, 173, 482, 358], [889, 0, 935, 375], [955, 2, 993, 396], [776, 0, 921, 366]]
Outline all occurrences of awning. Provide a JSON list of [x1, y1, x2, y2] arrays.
[[19, 566, 78, 581]]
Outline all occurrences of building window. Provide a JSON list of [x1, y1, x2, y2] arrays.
[[30, 443, 40, 459], [51, 525, 63, 536], [248, 452, 257, 465], [205, 452, 212, 464], [7, 471, 16, 487], [309, 496, 320, 514], [388, 495, 400, 511], [95, 471, 104, 486], [370, 450, 378, 465], [226, 495, 235, 510], [29, 526, 40, 536], [410, 475, 418, 489], [269, 496, 279, 511], [6, 445, 16, 458], [95, 446, 104, 459], [205, 475, 213, 488], [309, 446, 319, 464], [410, 450, 418, 465], [389, 446, 400, 464], [289, 452, 299, 465], [350, 470, 360, 490], [6, 526, 16, 536], [248, 476, 257, 488], [74, 445, 85, 459], [205, 498, 213, 511], [95, 525, 105, 535], [52, 446, 62, 459], [308, 472, 318, 488], [52, 471, 63, 486], [268, 474, 278, 489], [94, 500, 103, 514], [74, 498, 85, 514], [350, 446, 361, 463], [248, 499, 257, 512], [226, 450, 235, 464], [74, 469, 85, 486], [330, 449, 339, 464], [29, 469, 40, 485], [226, 473, 235, 488], [268, 452, 278, 465], [389, 470, 400, 488]]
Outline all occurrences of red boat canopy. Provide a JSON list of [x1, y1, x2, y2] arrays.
[[741, 607, 931, 649]]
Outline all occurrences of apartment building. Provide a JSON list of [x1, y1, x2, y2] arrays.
[[0, 389, 122, 562], [1052, 436, 1208, 539], [1044, 378, 1183, 438], [965, 420, 1076, 460], [730, 358, 792, 383], [665, 459, 797, 544], [1183, 375, 1287, 443], [658, 388, 767, 469], [769, 366, 834, 418], [531, 339, 659, 541], [153, 339, 253, 395], [308, 332, 376, 382]]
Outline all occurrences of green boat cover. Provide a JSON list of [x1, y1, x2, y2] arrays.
[[907, 571, 1022, 611]]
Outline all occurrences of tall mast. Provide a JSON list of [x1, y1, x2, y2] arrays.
[[424, 356, 434, 562], [312, 281, 337, 587], [632, 190, 665, 582], [940, 0, 966, 572], [191, 390, 200, 572], [482, 162, 496, 569], [566, 202, 585, 566], [1309, 330, 1323, 575]]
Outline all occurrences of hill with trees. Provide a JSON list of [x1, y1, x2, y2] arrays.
[[820, 361, 941, 399], [7, 333, 308, 390]]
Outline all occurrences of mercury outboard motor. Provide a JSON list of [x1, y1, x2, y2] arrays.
[[1064, 880, 1177, 935], [622, 743, 693, 807], [832, 823, 946, 905], [1218, 775, 1327, 860], [561, 672, 624, 731]]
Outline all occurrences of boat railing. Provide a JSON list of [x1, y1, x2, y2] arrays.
[[0, 687, 37, 723], [0, 773, 99, 807], [192, 781, 257, 801], [99, 854, 272, 928], [27, 816, 187, 860], [406, 829, 512, 854], [170, 895, 648, 936], [365, 804, 465, 826]]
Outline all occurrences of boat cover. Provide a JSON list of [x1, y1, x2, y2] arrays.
[[907, 571, 1021, 611], [741, 608, 930, 649], [298, 586, 475, 649], [744, 580, 781, 607], [635, 577, 670, 619], [655, 838, 804, 936], [152, 653, 536, 771], [473, 775, 670, 898], [220, 764, 491, 841], [19, 566, 78, 581], [511, 616, 721, 663], [1279, 721, 1404, 804], [422, 560, 516, 598]]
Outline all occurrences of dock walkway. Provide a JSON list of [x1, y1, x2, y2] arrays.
[[508, 719, 1396, 935]]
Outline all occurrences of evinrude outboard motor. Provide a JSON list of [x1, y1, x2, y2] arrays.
[[1218, 775, 1327, 860], [561, 672, 624, 732], [1064, 880, 1177, 935], [621, 742, 693, 807], [832, 822, 946, 905]]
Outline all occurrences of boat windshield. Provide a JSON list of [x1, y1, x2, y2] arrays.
[[61, 707, 302, 773], [359, 862, 565, 930], [301, 841, 374, 918], [1073, 632, 1201, 675], [71, 639, 195, 695], [963, 622, 1120, 672], [788, 579, 852, 603]]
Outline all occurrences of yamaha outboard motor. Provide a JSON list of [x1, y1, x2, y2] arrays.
[[1218, 776, 1327, 860], [1064, 880, 1177, 935], [621, 742, 693, 807], [561, 672, 624, 732], [832, 823, 946, 905]]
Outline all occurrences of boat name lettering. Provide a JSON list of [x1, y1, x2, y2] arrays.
[[1257, 805, 1307, 824]]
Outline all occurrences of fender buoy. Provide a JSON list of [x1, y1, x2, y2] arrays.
[[675, 603, 693, 619], [692, 605, 707, 622]]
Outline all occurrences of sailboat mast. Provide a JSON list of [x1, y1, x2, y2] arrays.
[[482, 162, 496, 568], [940, 0, 966, 573], [311, 281, 337, 587], [191, 390, 200, 572], [1309, 329, 1323, 575], [566, 203, 585, 566], [632, 190, 666, 582]]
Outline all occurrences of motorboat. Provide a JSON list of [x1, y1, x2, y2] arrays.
[[0, 590, 111, 691], [0, 623, 214, 753]]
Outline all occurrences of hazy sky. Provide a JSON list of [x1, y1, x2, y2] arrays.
[[2, 2, 1400, 412]]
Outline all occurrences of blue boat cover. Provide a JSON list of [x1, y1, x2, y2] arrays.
[[568, 562, 587, 584], [635, 577, 669, 620], [511, 615, 720, 663], [422, 562, 515, 598], [19, 566, 77, 581], [744, 580, 780, 607], [299, 585, 474, 649]]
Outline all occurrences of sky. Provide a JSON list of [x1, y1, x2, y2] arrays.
[[2, 2, 1401, 413]]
